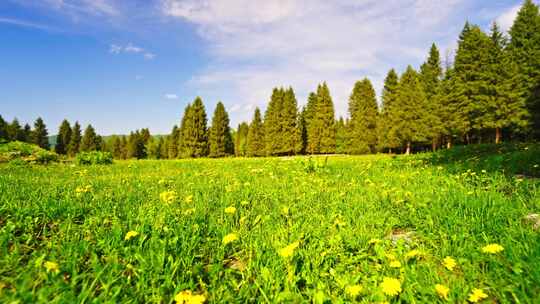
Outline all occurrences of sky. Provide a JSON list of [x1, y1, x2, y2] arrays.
[[0, 0, 533, 135]]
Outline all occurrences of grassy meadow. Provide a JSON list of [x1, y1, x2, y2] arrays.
[[1, 144, 539, 303]]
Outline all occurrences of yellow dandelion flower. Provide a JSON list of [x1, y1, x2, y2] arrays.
[[380, 277, 401, 296], [174, 290, 206, 304], [125, 230, 139, 241], [279, 241, 300, 258], [385, 253, 396, 260], [481, 244, 504, 254], [44, 261, 59, 274], [240, 200, 250, 206], [224, 206, 236, 214], [443, 256, 457, 271], [468, 288, 488, 303], [345, 284, 362, 297], [184, 195, 193, 203], [222, 233, 238, 245], [281, 206, 290, 215], [160, 190, 177, 204], [389, 260, 402, 268], [435, 284, 449, 300], [368, 238, 381, 245], [405, 249, 422, 259]]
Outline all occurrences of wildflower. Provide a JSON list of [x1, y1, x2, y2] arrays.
[[279, 241, 300, 258], [380, 277, 401, 296], [481, 243, 504, 254], [44, 261, 59, 274], [125, 230, 139, 241], [405, 249, 422, 259], [345, 284, 363, 297], [435, 284, 449, 300], [443, 256, 457, 271], [184, 195, 193, 203], [389, 260, 402, 268], [468, 288, 488, 303], [368, 238, 381, 245], [222, 233, 238, 245], [281, 206, 290, 216], [240, 200, 250, 206], [160, 190, 177, 204], [183, 208, 196, 216], [174, 290, 206, 304], [224, 206, 236, 214], [75, 185, 92, 196]]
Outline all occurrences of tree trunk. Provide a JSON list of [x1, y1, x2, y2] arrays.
[[405, 142, 411, 155], [432, 139, 437, 152], [465, 133, 470, 145], [495, 127, 501, 144], [389, 148, 393, 154]]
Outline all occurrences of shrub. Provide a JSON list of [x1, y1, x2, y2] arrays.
[[0, 141, 58, 164], [75, 151, 113, 165]]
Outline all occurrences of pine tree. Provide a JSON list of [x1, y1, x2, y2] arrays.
[[264, 88, 284, 155], [247, 108, 265, 156], [55, 119, 72, 155], [393, 66, 431, 154], [281, 87, 302, 155], [120, 136, 128, 159], [508, 0, 540, 139], [22, 124, 32, 143], [209, 102, 234, 157], [68, 122, 82, 156], [111, 136, 124, 159], [168, 125, 180, 159], [0, 115, 7, 140], [235, 122, 249, 157], [335, 117, 348, 154], [127, 130, 146, 159], [80, 124, 99, 152], [32, 117, 49, 149], [159, 136, 169, 159], [379, 69, 400, 152], [140, 128, 151, 146], [348, 78, 379, 154], [8, 118, 25, 142], [307, 83, 336, 154], [298, 107, 308, 154], [484, 22, 529, 143], [181, 97, 208, 158], [419, 43, 444, 150]]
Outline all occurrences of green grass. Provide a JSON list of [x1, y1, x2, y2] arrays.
[[1, 146, 539, 303]]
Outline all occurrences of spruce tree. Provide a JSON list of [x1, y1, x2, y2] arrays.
[[127, 130, 146, 159], [80, 124, 99, 152], [55, 119, 72, 155], [32, 117, 49, 149], [111, 136, 123, 159], [307, 83, 336, 154], [393, 66, 430, 154], [264, 88, 284, 155], [8, 118, 24, 142], [181, 97, 208, 158], [68, 122, 82, 156], [335, 117, 348, 154], [168, 125, 180, 159], [159, 136, 169, 159], [247, 107, 265, 156], [209, 101, 234, 157], [348, 78, 379, 154], [298, 107, 308, 154], [140, 128, 151, 145], [508, 0, 540, 139], [281, 87, 302, 155], [484, 22, 529, 143], [120, 136, 128, 159], [22, 124, 32, 142], [235, 122, 249, 157], [379, 69, 400, 152], [0, 115, 6, 140], [419, 43, 444, 150]]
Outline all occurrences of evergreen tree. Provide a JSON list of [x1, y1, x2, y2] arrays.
[[209, 101, 234, 157], [379, 69, 400, 152], [8, 118, 25, 142], [80, 124, 99, 152], [146, 137, 163, 159], [307, 83, 336, 154], [22, 123, 32, 142], [0, 115, 6, 140], [55, 119, 72, 155], [32, 117, 49, 149], [68, 122, 82, 156], [393, 66, 431, 154], [347, 78, 379, 154], [281, 87, 302, 154], [335, 117, 348, 154], [508, 0, 540, 139], [111, 136, 124, 159], [168, 125, 180, 159], [180, 97, 208, 158], [420, 43, 444, 150], [120, 136, 128, 159], [140, 128, 151, 145], [235, 122, 249, 157], [298, 107, 308, 154], [159, 136, 169, 159], [247, 108, 265, 156], [264, 88, 285, 155], [484, 22, 529, 143], [127, 130, 146, 159]]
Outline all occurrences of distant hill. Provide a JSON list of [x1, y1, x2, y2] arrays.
[[48, 134, 167, 146]]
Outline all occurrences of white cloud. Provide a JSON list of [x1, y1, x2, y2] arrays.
[[164, 94, 179, 99], [163, 0, 467, 123], [496, 4, 521, 32], [38, 0, 119, 16], [109, 43, 155, 60]]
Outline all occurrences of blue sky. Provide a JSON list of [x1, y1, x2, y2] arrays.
[[0, 0, 532, 135]]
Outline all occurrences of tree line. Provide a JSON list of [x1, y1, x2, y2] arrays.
[[1, 0, 539, 158]]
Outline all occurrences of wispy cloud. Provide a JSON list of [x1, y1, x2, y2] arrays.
[[109, 43, 156, 60], [163, 0, 468, 122], [496, 4, 521, 32], [0, 17, 58, 32], [164, 93, 178, 100]]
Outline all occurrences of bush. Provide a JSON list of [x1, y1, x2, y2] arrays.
[[0, 141, 58, 164], [75, 151, 113, 165]]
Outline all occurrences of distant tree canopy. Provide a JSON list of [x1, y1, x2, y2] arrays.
[[2, 0, 539, 158]]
